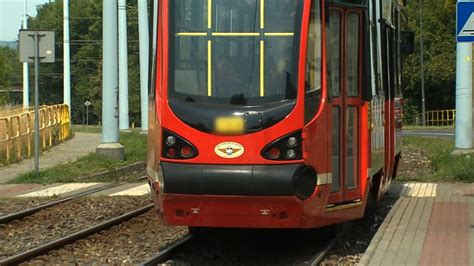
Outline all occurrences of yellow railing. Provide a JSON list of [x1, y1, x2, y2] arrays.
[[0, 104, 71, 165], [405, 109, 456, 127]]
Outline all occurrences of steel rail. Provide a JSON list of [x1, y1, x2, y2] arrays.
[[306, 224, 350, 265], [0, 182, 125, 224], [0, 204, 153, 266], [139, 234, 193, 266]]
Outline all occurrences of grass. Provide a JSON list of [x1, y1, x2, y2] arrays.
[[71, 124, 102, 133], [399, 136, 474, 183], [9, 131, 147, 184]]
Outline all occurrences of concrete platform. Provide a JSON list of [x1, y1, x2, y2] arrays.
[[360, 182, 474, 266], [0, 132, 101, 183], [0, 182, 150, 198]]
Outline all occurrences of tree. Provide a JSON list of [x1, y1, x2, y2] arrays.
[[28, 0, 143, 125], [402, 0, 456, 113], [0, 47, 18, 105]]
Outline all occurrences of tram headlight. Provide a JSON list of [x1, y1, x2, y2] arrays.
[[286, 137, 298, 148], [261, 131, 302, 161], [165, 136, 177, 146], [268, 147, 281, 160], [162, 129, 198, 160], [180, 146, 195, 158], [285, 149, 296, 159]]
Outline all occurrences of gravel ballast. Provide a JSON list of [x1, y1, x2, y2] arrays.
[[0, 197, 150, 260], [27, 211, 187, 265]]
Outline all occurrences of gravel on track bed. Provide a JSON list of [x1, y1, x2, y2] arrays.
[[27, 210, 187, 265], [0, 197, 150, 260], [320, 194, 398, 265]]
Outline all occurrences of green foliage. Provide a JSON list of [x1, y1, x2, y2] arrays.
[[402, 0, 456, 112], [0, 47, 17, 105], [27, 0, 143, 125], [400, 136, 474, 182], [9, 131, 147, 184]]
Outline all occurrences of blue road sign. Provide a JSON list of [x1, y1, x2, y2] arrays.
[[457, 2, 474, 42]]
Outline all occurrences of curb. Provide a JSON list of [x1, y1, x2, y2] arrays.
[[358, 197, 404, 265]]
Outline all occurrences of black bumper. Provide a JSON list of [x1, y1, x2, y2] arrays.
[[161, 162, 304, 196]]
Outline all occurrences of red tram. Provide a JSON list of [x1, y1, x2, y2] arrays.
[[147, 0, 410, 229]]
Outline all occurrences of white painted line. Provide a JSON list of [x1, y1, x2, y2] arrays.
[[413, 183, 422, 197], [17, 183, 101, 197], [418, 183, 428, 197], [403, 183, 437, 198], [109, 184, 150, 196], [426, 183, 434, 197], [431, 184, 437, 197], [407, 183, 416, 197]]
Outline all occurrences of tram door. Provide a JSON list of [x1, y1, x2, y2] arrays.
[[327, 7, 363, 203]]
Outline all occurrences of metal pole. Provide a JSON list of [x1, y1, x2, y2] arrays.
[[22, 0, 29, 108], [34, 32, 40, 174], [86, 105, 89, 126], [101, 0, 119, 143], [455, 0, 473, 151], [455, 44, 473, 149], [118, 0, 129, 131], [420, 0, 426, 126], [63, 0, 71, 116], [138, 0, 149, 132]]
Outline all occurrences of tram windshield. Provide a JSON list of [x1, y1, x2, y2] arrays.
[[169, 0, 304, 106]]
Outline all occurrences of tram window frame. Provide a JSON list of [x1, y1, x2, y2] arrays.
[[370, 0, 378, 98], [304, 0, 322, 124], [148, 0, 159, 99]]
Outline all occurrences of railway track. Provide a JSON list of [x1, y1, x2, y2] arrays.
[[140, 234, 193, 266], [139, 225, 349, 265], [0, 204, 153, 265], [0, 163, 147, 224], [0, 182, 126, 223]]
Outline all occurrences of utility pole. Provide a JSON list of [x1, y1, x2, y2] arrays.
[[419, 0, 426, 126], [22, 0, 29, 108], [454, 0, 474, 152], [96, 0, 124, 160], [138, 0, 149, 132], [19, 30, 55, 174], [118, 0, 130, 131], [63, 0, 71, 116]]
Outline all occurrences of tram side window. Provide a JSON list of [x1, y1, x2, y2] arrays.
[[327, 10, 341, 98], [304, 0, 322, 123], [346, 13, 360, 98], [305, 1, 322, 94]]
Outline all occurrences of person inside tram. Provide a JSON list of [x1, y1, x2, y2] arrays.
[[268, 47, 293, 98], [214, 57, 243, 98]]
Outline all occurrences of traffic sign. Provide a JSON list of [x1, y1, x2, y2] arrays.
[[457, 2, 474, 42]]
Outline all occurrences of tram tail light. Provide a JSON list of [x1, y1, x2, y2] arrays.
[[261, 131, 302, 161], [162, 129, 198, 159]]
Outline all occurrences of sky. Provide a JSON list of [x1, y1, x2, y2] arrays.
[[0, 0, 50, 41]]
